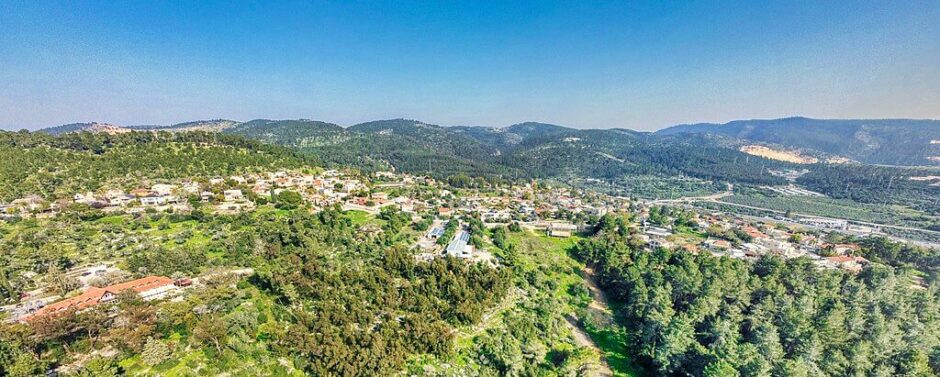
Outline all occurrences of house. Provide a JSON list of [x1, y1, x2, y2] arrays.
[[649, 238, 674, 249], [438, 207, 453, 217], [26, 276, 177, 320], [140, 196, 168, 206], [548, 222, 577, 238], [824, 255, 868, 273], [181, 181, 201, 194], [644, 226, 672, 239], [73, 192, 98, 205], [741, 243, 767, 258], [108, 194, 134, 207], [703, 239, 732, 252], [743, 226, 767, 239], [393, 197, 415, 212], [224, 189, 244, 202]]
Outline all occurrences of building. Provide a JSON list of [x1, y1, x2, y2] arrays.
[[800, 217, 848, 230], [548, 222, 577, 238], [426, 227, 445, 239], [27, 276, 178, 320], [644, 226, 672, 239], [140, 196, 169, 206], [107, 194, 133, 207], [224, 189, 244, 202], [824, 255, 868, 273], [446, 230, 473, 259]]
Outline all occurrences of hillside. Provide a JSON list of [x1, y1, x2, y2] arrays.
[[224, 118, 790, 186], [0, 131, 312, 201], [39, 122, 132, 135], [131, 119, 239, 132], [37, 117, 940, 208], [658, 117, 940, 166], [225, 119, 347, 145]]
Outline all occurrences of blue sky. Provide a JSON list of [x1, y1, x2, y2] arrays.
[[1, 1, 938, 130]]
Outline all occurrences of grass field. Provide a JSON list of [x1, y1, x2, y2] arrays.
[[343, 209, 380, 225]]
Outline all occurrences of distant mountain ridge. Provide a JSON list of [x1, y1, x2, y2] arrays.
[[657, 117, 940, 166], [36, 116, 940, 172], [28, 116, 940, 211], [40, 122, 132, 135]]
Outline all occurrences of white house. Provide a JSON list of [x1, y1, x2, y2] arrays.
[[224, 189, 244, 202], [140, 196, 169, 206]]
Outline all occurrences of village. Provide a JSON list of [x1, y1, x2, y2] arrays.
[[0, 168, 900, 325]]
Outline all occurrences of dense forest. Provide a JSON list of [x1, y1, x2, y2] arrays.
[[574, 214, 940, 376]]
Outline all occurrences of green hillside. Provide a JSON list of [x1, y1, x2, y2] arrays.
[[0, 131, 312, 201]]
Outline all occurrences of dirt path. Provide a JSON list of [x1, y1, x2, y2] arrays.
[[566, 315, 613, 376], [582, 267, 611, 315], [565, 266, 615, 376]]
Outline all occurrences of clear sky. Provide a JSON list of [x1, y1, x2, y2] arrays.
[[1, 1, 938, 131]]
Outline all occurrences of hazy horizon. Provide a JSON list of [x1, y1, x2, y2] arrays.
[[2, 1, 939, 131], [10, 114, 940, 133]]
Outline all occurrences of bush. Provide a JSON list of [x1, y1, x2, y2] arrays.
[[140, 338, 171, 366]]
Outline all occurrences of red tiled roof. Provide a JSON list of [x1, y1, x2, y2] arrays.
[[107, 276, 173, 294], [32, 287, 108, 317], [27, 276, 173, 320]]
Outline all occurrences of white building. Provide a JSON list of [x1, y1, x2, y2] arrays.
[[140, 196, 169, 206], [224, 189, 244, 202], [446, 230, 474, 259]]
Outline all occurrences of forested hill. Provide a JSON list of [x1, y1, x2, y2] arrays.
[[222, 118, 792, 186], [657, 117, 940, 166], [0, 131, 312, 201], [34, 117, 800, 186]]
